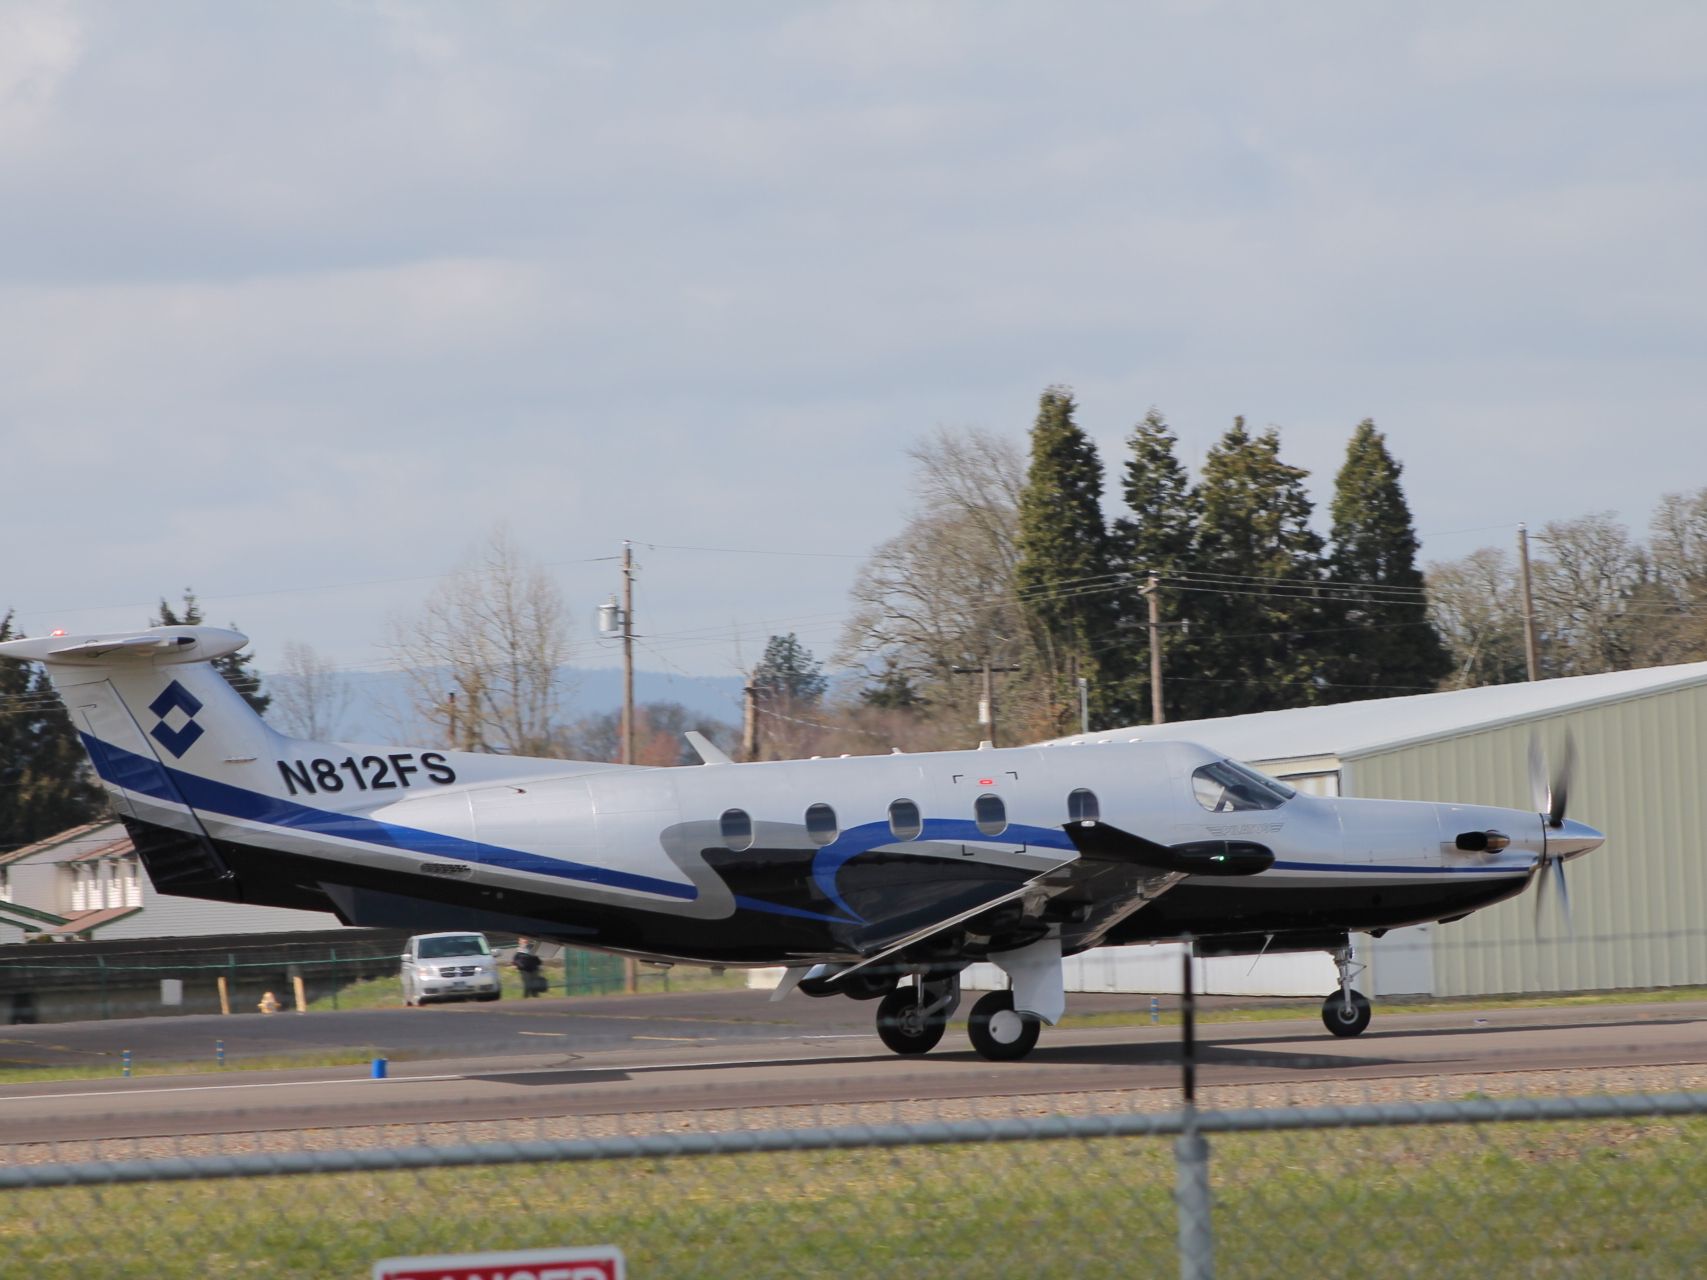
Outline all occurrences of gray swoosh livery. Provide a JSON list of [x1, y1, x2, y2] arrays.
[[0, 626, 1605, 1060]]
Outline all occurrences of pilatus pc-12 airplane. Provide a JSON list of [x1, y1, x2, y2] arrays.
[[1, 625, 1606, 1061]]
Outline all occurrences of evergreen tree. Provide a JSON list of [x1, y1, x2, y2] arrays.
[[1322, 421, 1453, 700], [0, 612, 104, 849], [1013, 386, 1121, 731], [752, 633, 828, 705], [153, 590, 271, 717], [1185, 418, 1326, 717], [860, 656, 923, 710], [1110, 408, 1200, 721]]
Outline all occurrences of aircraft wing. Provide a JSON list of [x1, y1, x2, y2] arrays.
[[834, 821, 1275, 979], [1053, 820, 1276, 947]]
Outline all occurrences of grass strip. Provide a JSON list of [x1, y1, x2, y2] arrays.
[[0, 1117, 1700, 1277]]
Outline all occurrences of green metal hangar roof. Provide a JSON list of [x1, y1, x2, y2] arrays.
[[1066, 662, 1707, 998]]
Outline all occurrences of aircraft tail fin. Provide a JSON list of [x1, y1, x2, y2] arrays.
[[0, 626, 279, 897]]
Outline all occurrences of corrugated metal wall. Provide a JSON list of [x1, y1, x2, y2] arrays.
[[1344, 683, 1707, 996]]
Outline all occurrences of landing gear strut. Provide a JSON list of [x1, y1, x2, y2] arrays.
[[875, 971, 960, 1056], [1321, 941, 1372, 1037]]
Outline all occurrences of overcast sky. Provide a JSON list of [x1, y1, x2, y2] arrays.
[[3, 2, 1704, 699]]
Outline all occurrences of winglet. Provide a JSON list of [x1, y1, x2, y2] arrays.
[[684, 731, 733, 765]]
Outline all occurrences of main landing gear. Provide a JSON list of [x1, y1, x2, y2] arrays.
[[875, 971, 960, 1055], [967, 990, 1042, 1061], [1321, 941, 1372, 1037]]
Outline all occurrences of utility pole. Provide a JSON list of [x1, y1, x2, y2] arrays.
[[446, 691, 458, 750], [1077, 676, 1089, 735], [952, 660, 1021, 746], [1517, 524, 1540, 682], [620, 541, 636, 764], [1143, 572, 1166, 724], [742, 682, 761, 761], [598, 542, 640, 995]]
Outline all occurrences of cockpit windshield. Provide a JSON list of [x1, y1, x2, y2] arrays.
[[1191, 760, 1295, 813]]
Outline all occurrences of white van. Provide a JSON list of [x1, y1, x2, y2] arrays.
[[401, 932, 503, 1005]]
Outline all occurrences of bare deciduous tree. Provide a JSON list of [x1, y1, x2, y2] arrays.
[[1636, 488, 1707, 665], [840, 426, 1054, 737], [388, 526, 572, 755], [1531, 512, 1641, 676], [270, 640, 353, 740], [1426, 547, 1529, 689]]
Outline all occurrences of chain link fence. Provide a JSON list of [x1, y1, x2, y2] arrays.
[[1, 1074, 1702, 1277]]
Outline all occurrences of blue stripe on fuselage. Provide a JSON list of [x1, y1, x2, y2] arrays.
[[79, 733, 697, 902]]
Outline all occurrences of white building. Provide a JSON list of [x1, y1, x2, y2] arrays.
[[0, 820, 335, 944]]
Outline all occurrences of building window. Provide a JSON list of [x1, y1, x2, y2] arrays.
[[70, 867, 88, 913], [888, 798, 922, 842], [124, 858, 142, 908], [0, 867, 9, 904], [1068, 788, 1099, 823], [720, 808, 754, 852], [974, 793, 1007, 837], [805, 803, 839, 846]]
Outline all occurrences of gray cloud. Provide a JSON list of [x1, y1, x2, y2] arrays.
[[2, 1, 1703, 686]]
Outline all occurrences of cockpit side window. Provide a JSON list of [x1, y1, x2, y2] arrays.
[[1191, 760, 1295, 812]]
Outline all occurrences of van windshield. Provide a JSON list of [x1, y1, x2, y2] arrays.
[[418, 935, 489, 959]]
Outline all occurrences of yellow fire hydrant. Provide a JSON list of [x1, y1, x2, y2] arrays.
[[258, 990, 281, 1014]]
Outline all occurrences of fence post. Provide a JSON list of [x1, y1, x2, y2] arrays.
[[1173, 936, 1214, 1278], [1175, 1105, 1213, 1280], [98, 955, 110, 1020], [330, 947, 340, 1011]]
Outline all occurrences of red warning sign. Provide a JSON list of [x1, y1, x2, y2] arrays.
[[373, 1244, 624, 1280]]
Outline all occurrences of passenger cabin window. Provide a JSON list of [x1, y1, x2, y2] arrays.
[[721, 808, 754, 852], [1191, 761, 1295, 813], [805, 803, 839, 846], [974, 793, 1007, 836], [889, 798, 922, 841], [1067, 788, 1099, 823]]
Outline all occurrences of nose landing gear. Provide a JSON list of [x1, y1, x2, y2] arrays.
[[1321, 941, 1372, 1037]]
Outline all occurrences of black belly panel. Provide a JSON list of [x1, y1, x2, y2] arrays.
[[1103, 875, 1530, 944]]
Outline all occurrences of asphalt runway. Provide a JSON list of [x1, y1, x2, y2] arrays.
[[1, 991, 1703, 1145]]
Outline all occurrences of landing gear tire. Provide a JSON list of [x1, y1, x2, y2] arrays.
[[968, 990, 1042, 1062], [1322, 989, 1372, 1037], [876, 988, 947, 1055]]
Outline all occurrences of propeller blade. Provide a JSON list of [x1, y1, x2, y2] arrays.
[[1551, 858, 1573, 936], [1528, 734, 1549, 816], [1548, 730, 1576, 828]]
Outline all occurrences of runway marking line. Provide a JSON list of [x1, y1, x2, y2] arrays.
[[0, 1047, 890, 1104]]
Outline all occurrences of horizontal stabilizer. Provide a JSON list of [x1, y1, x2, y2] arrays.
[[0, 626, 249, 667], [1064, 821, 1274, 877]]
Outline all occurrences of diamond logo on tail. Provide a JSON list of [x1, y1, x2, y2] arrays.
[[148, 680, 205, 758]]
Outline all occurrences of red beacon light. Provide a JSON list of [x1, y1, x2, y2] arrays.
[[50, 629, 67, 637]]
